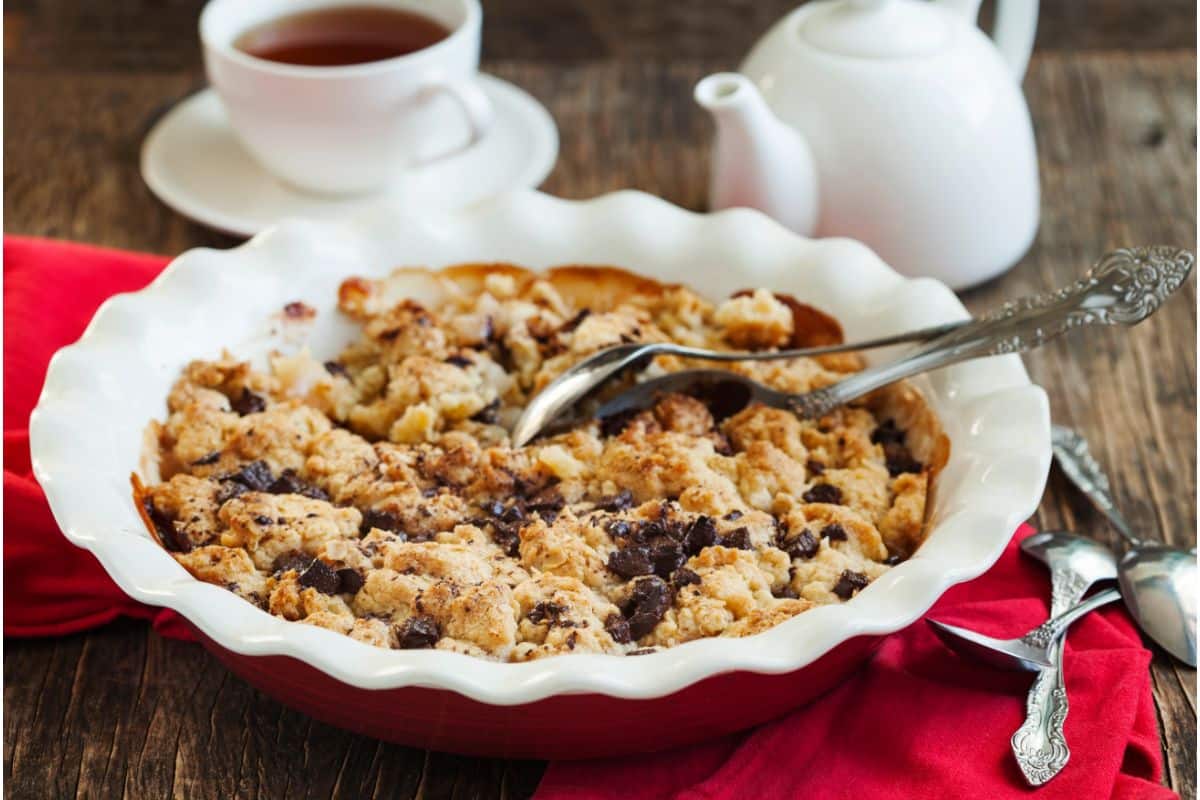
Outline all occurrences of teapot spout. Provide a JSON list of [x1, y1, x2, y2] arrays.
[[695, 73, 818, 236]]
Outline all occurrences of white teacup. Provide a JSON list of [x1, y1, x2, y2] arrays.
[[201, 0, 493, 196]]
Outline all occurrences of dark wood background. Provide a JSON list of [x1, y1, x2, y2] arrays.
[[5, 1, 1197, 797]]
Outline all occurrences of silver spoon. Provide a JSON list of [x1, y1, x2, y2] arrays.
[[1011, 531, 1119, 785], [509, 320, 966, 446], [1051, 424, 1197, 666], [514, 246, 1194, 443], [927, 587, 1123, 672], [589, 247, 1194, 424]]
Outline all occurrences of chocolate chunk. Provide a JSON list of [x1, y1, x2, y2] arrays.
[[596, 489, 634, 512], [832, 570, 870, 600], [421, 487, 439, 498], [231, 388, 267, 416], [253, 515, 273, 526], [297, 559, 341, 595], [773, 584, 800, 599], [720, 527, 753, 550], [270, 551, 312, 575], [143, 498, 190, 553], [649, 541, 686, 578], [627, 648, 657, 656], [225, 460, 274, 492], [490, 525, 522, 558], [870, 419, 905, 446], [599, 408, 639, 439], [806, 459, 826, 476], [476, 499, 504, 519], [723, 510, 743, 521], [215, 481, 247, 505], [778, 528, 819, 560], [884, 554, 903, 566], [500, 503, 526, 524], [883, 441, 923, 476], [605, 613, 632, 644], [444, 354, 473, 368], [710, 433, 734, 456], [336, 568, 365, 594], [267, 469, 330, 501], [528, 601, 568, 625], [323, 360, 350, 379], [682, 515, 718, 556], [606, 519, 633, 539], [802, 483, 843, 505], [623, 576, 673, 640], [470, 397, 501, 424], [559, 308, 591, 333], [360, 508, 402, 535], [672, 567, 702, 589], [823, 523, 848, 543], [396, 615, 441, 649], [608, 546, 654, 579], [192, 451, 221, 466]]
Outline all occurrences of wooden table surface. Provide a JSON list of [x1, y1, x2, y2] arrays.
[[5, 2, 1197, 797]]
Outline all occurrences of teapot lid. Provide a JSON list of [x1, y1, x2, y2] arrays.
[[799, 0, 950, 59]]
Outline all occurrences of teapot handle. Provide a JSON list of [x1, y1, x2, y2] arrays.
[[938, 0, 1039, 82]]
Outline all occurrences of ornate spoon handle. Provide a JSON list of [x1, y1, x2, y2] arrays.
[[1051, 425, 1142, 547], [789, 246, 1195, 419], [1010, 566, 1094, 786]]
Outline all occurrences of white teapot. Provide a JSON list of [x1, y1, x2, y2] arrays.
[[696, 0, 1040, 289]]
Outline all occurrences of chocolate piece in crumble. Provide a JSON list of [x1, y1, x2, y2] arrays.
[[802, 483, 843, 505], [336, 568, 365, 594], [230, 388, 267, 416], [604, 613, 632, 644], [323, 360, 350, 379], [360, 508, 402, 535], [297, 559, 341, 595], [682, 515, 718, 556], [777, 528, 819, 560], [720, 527, 753, 551], [192, 451, 221, 466], [672, 567, 701, 589], [822, 523, 848, 543], [596, 489, 634, 513], [528, 601, 568, 626], [224, 460, 274, 493], [396, 615, 441, 649], [271, 551, 312, 577], [832, 570, 870, 600], [607, 546, 654, 579], [143, 498, 190, 553], [267, 469, 330, 502], [623, 576, 673, 640]]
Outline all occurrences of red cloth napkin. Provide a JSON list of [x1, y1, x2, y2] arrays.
[[4, 236, 1175, 799]]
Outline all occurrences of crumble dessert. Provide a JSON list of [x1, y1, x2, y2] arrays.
[[135, 264, 948, 660]]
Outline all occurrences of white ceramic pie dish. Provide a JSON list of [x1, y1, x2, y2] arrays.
[[30, 189, 1051, 712]]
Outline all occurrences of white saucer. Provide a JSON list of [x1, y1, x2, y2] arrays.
[[140, 74, 559, 237]]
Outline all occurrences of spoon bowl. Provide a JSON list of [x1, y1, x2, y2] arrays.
[[1020, 530, 1119, 590], [1051, 424, 1199, 667], [1118, 545, 1197, 665]]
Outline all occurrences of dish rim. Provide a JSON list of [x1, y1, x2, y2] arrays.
[[29, 189, 1051, 705]]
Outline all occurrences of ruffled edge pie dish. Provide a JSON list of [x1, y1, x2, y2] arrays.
[[30, 190, 1051, 757]]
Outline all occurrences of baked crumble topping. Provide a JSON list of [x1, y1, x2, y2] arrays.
[[137, 264, 947, 660]]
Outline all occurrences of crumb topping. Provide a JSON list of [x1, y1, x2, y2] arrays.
[[139, 265, 947, 660]]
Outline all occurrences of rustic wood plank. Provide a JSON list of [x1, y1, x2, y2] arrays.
[[3, 44, 1195, 800], [3, 0, 1196, 73]]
